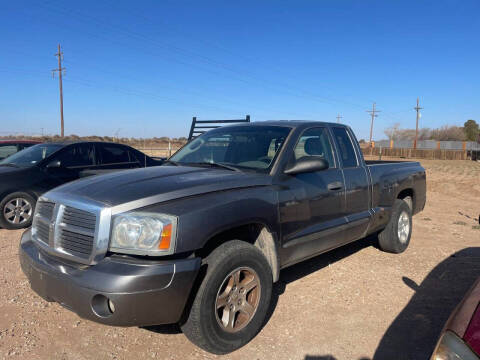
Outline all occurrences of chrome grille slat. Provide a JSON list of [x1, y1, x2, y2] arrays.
[[60, 232, 93, 244], [58, 240, 92, 254]]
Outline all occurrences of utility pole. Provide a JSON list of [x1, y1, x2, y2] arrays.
[[413, 98, 423, 150], [336, 114, 343, 123], [52, 44, 66, 137], [366, 102, 380, 147]]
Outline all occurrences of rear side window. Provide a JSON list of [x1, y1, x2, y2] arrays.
[[331, 127, 358, 168], [100, 145, 130, 164], [294, 127, 335, 168]]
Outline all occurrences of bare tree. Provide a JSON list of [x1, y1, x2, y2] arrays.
[[384, 123, 401, 140]]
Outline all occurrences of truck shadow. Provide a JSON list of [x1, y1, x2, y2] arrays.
[[303, 247, 480, 360], [373, 246, 480, 360]]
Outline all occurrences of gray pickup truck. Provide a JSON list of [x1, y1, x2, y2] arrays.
[[19, 121, 426, 354]]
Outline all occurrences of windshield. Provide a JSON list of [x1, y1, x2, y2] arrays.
[[0, 143, 62, 167], [170, 125, 291, 171]]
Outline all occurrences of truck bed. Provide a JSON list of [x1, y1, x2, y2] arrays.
[[366, 160, 426, 217]]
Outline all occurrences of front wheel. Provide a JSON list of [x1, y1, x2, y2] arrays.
[[378, 199, 413, 253], [181, 240, 273, 354], [0, 192, 36, 230]]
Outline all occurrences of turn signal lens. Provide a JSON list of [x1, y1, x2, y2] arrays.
[[159, 223, 172, 250]]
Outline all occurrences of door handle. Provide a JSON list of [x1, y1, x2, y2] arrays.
[[327, 182, 344, 191]]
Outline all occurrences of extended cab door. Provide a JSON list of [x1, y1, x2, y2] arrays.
[[279, 126, 347, 266], [330, 127, 371, 242]]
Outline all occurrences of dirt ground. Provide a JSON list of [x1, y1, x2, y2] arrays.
[[0, 159, 479, 360]]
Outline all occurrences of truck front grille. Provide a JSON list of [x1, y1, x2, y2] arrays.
[[32, 199, 101, 264], [57, 206, 97, 260]]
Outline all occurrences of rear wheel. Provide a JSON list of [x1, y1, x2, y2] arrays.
[[181, 240, 272, 354], [0, 192, 36, 230], [378, 199, 412, 253]]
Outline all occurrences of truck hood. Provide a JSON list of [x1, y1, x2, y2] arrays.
[[49, 165, 272, 208]]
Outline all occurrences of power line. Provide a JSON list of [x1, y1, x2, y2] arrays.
[[366, 102, 381, 147], [52, 44, 65, 137], [34, 1, 370, 111], [413, 97, 423, 149]]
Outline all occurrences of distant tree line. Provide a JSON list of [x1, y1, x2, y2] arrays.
[[384, 120, 479, 142], [0, 134, 188, 148]]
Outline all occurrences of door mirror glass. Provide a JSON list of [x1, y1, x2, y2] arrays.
[[46, 159, 62, 169], [284, 156, 329, 175]]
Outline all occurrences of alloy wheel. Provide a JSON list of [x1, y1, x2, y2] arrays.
[[3, 198, 33, 225]]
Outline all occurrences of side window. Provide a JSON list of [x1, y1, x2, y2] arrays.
[[294, 127, 335, 168], [100, 145, 130, 164], [55, 144, 95, 168], [129, 150, 147, 165], [331, 127, 358, 168], [0, 145, 18, 159]]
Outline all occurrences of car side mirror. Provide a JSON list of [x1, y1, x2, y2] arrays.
[[46, 159, 62, 169], [284, 157, 329, 175]]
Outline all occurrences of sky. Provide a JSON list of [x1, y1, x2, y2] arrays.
[[0, 0, 479, 140]]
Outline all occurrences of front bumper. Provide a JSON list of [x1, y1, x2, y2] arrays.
[[20, 229, 201, 327]]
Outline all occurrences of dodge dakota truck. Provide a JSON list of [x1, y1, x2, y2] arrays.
[[19, 121, 426, 354]]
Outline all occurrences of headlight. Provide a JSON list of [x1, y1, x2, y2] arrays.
[[109, 212, 177, 256], [431, 331, 479, 360]]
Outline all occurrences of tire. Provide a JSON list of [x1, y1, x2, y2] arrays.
[[378, 199, 413, 254], [181, 240, 273, 354], [0, 192, 36, 230]]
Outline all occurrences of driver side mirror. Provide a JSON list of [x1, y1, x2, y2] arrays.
[[46, 159, 62, 169], [284, 157, 329, 175]]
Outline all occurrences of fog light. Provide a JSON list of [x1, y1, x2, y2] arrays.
[[108, 299, 116, 313], [91, 294, 114, 318]]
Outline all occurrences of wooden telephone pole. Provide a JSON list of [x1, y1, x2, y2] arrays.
[[367, 103, 380, 147], [413, 98, 423, 149], [336, 114, 343, 123], [53, 44, 65, 137]]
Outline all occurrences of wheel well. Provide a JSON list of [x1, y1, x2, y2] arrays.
[[397, 188, 414, 210], [196, 223, 280, 283]]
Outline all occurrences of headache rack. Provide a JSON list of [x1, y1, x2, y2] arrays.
[[188, 115, 250, 141]]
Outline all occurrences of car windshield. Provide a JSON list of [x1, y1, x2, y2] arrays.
[[169, 125, 291, 171], [0, 143, 62, 167]]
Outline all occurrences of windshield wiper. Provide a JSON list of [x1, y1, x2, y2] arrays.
[[187, 162, 240, 172], [0, 163, 19, 167]]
